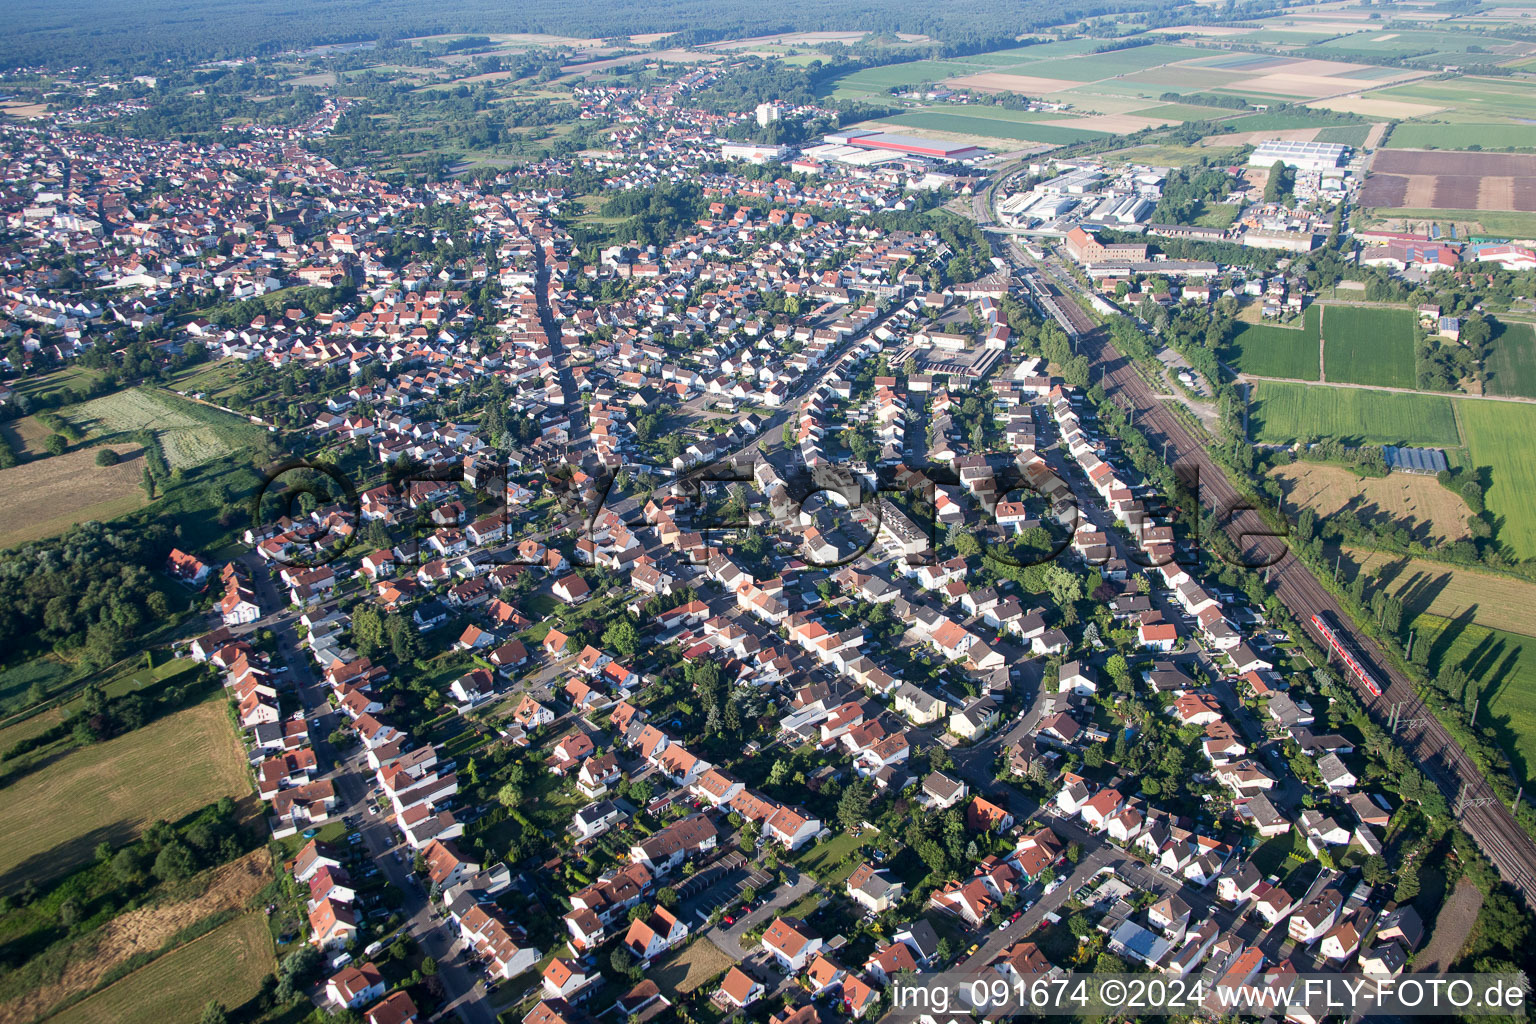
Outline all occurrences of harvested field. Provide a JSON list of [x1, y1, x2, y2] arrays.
[[1269, 463, 1473, 544], [0, 850, 273, 1024], [1312, 94, 1445, 119], [1361, 150, 1536, 212], [1215, 128, 1322, 147], [653, 939, 737, 996], [44, 913, 273, 1024], [1059, 113, 1181, 134], [1152, 24, 1252, 36], [0, 701, 249, 890], [0, 444, 148, 550], [1342, 548, 1536, 638], [0, 414, 56, 457], [1227, 73, 1363, 99]]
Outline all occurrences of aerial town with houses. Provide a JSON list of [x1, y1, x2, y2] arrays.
[[4, 10, 1536, 1024]]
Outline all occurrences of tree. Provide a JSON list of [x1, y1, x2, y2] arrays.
[[1042, 565, 1083, 611], [1263, 160, 1292, 203], [95, 448, 120, 466], [111, 847, 149, 885], [603, 618, 641, 658], [838, 781, 871, 832], [1083, 744, 1105, 768], [152, 841, 196, 882], [497, 782, 523, 808], [421, 955, 439, 977], [953, 531, 981, 558], [44, 433, 68, 456], [198, 1001, 228, 1024]]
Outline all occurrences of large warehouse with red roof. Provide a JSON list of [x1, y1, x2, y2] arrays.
[[823, 130, 985, 161]]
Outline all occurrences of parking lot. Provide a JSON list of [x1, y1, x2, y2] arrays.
[[677, 851, 772, 925]]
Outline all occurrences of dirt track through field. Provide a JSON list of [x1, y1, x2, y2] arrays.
[[0, 849, 272, 1024]]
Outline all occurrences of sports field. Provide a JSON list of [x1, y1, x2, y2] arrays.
[[0, 700, 249, 889], [45, 913, 274, 1024], [1458, 399, 1536, 559], [1320, 305, 1417, 389], [1248, 381, 1461, 447], [1486, 321, 1536, 399], [1225, 306, 1321, 380]]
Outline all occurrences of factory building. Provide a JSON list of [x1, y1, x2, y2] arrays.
[[1247, 139, 1349, 173], [822, 130, 984, 161]]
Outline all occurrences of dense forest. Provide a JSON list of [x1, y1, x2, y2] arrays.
[[0, 0, 1182, 71]]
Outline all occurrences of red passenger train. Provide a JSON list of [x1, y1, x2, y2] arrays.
[[1311, 613, 1383, 697]]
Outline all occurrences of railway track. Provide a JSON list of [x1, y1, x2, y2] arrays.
[[1041, 273, 1536, 901]]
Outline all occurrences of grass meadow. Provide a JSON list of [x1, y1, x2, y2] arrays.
[[1248, 381, 1461, 446], [1320, 305, 1417, 389], [1486, 321, 1536, 399], [1225, 305, 1321, 380], [1458, 399, 1536, 559]]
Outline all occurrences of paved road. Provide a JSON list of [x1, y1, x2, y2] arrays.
[[240, 560, 495, 1024]]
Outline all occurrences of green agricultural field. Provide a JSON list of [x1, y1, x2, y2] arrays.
[[1019, 44, 1204, 82], [1102, 143, 1247, 167], [1320, 305, 1417, 389], [1369, 76, 1536, 125], [1458, 399, 1536, 559], [1315, 29, 1524, 57], [1248, 381, 1461, 446], [875, 111, 1106, 145], [1386, 123, 1536, 151], [1314, 124, 1372, 146], [1225, 305, 1321, 381], [1139, 102, 1240, 122], [1365, 208, 1536, 239], [909, 104, 1073, 124], [1415, 612, 1536, 783], [1226, 111, 1357, 133], [824, 60, 985, 99], [1486, 321, 1536, 399]]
